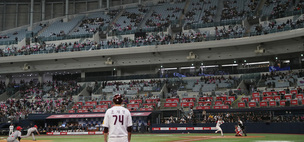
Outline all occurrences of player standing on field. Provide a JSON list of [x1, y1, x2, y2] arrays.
[[9, 124, 14, 136], [7, 126, 22, 142], [22, 125, 40, 141], [215, 118, 224, 136], [238, 118, 247, 136], [102, 94, 133, 142]]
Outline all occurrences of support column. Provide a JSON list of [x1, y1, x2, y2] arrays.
[[5, 75, 12, 86], [15, 4, 18, 27], [2, 2, 6, 31], [300, 56, 303, 69], [178, 67, 182, 74], [65, 0, 69, 19], [155, 67, 161, 77], [107, 0, 110, 9], [73, 0, 76, 15], [38, 73, 44, 84], [51, 3, 54, 19], [86, 1, 88, 12], [116, 69, 121, 76], [99, 0, 102, 9], [41, 0, 45, 21], [81, 71, 85, 81], [139, 0, 142, 5], [29, 0, 34, 31]]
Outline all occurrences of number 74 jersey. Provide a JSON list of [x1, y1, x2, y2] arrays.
[[102, 106, 133, 137]]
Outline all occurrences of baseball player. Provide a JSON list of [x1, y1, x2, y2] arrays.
[[7, 126, 22, 142], [9, 124, 14, 136], [102, 94, 133, 142], [238, 118, 247, 136], [235, 125, 243, 136], [215, 118, 224, 136], [23, 125, 40, 141]]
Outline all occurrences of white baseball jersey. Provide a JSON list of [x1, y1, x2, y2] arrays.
[[102, 106, 132, 138], [7, 131, 21, 141], [216, 120, 224, 127], [9, 125, 14, 130], [27, 127, 37, 133], [236, 126, 242, 132]]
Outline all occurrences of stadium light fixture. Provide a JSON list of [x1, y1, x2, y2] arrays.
[[275, 57, 278, 60], [161, 68, 177, 71], [301, 54, 303, 57], [180, 67, 195, 69], [244, 60, 247, 63], [222, 64, 238, 67], [245, 61, 270, 65], [202, 65, 219, 68], [234, 60, 237, 63]]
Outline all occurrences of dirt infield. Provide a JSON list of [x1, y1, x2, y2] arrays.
[[0, 140, 52, 142], [169, 135, 264, 142]]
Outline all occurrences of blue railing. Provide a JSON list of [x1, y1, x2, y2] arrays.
[[184, 20, 242, 30], [0, 40, 17, 45], [38, 34, 93, 42]]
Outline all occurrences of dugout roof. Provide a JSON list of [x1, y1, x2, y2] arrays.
[[46, 112, 152, 119]]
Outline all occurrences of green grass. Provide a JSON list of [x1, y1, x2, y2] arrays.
[[7, 133, 304, 142]]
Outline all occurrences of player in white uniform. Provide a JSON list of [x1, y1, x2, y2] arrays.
[[7, 126, 22, 142], [23, 125, 40, 141], [102, 94, 133, 142], [215, 118, 224, 136], [9, 124, 14, 136]]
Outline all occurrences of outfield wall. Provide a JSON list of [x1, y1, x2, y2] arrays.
[[151, 123, 304, 134]]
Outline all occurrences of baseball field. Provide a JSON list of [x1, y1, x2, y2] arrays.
[[1, 133, 303, 142]]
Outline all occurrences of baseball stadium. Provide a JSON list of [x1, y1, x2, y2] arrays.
[[0, 0, 304, 142]]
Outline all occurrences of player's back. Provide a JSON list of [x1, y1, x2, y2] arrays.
[[103, 106, 132, 137], [216, 120, 224, 127], [8, 131, 21, 139], [28, 127, 36, 132]]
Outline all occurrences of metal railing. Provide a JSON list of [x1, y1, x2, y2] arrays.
[[38, 34, 93, 42], [108, 27, 167, 36], [184, 20, 242, 30]]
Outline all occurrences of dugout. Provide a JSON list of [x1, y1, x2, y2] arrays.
[[27, 112, 152, 135], [150, 106, 304, 134]]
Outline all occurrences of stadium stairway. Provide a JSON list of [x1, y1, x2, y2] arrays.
[[255, 0, 267, 17], [78, 37, 86, 43], [231, 94, 244, 108], [106, 9, 125, 34], [36, 22, 52, 37], [178, 0, 191, 22], [11, 91, 21, 99], [214, 0, 224, 22], [159, 98, 171, 110], [0, 92, 9, 101], [245, 23, 253, 37], [138, 6, 154, 28], [293, 13, 303, 22], [67, 16, 86, 35]]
